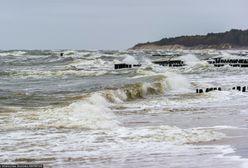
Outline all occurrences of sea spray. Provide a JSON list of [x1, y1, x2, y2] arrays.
[[122, 55, 139, 64], [163, 71, 192, 92], [179, 54, 200, 66]]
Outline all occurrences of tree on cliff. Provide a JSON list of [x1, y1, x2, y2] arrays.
[[133, 29, 248, 48]]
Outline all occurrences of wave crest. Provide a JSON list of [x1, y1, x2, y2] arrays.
[[102, 76, 166, 102]]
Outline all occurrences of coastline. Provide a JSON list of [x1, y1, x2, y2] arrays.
[[130, 44, 248, 51]]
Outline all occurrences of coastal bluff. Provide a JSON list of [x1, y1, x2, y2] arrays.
[[132, 29, 248, 50]]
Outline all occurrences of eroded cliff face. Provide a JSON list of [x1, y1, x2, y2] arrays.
[[131, 29, 248, 50], [131, 43, 233, 50]]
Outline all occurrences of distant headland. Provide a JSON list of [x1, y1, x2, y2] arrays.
[[132, 29, 248, 50]]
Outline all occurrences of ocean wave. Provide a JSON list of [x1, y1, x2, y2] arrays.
[[7, 93, 119, 130], [0, 69, 108, 78], [133, 65, 192, 93], [39, 93, 119, 130], [0, 56, 74, 67], [4, 99, 225, 145], [23, 50, 58, 56], [1, 76, 184, 130], [0, 51, 26, 57], [102, 76, 166, 102]]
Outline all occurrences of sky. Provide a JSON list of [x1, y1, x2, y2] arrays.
[[0, 0, 247, 50]]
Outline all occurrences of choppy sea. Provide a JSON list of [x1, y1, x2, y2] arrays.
[[1, 49, 248, 168]]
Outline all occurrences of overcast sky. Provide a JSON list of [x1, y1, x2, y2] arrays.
[[0, 0, 247, 50]]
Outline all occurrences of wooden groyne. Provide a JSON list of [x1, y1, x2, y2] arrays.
[[152, 60, 185, 67], [232, 86, 247, 92], [196, 87, 221, 93], [196, 86, 247, 93], [114, 63, 141, 69], [208, 58, 248, 67], [152, 53, 181, 57], [115, 60, 185, 69]]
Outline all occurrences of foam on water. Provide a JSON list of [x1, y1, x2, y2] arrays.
[[164, 71, 192, 92], [0, 69, 109, 79], [1, 93, 119, 131], [102, 75, 166, 102], [37, 93, 119, 130], [102, 70, 192, 103], [116, 125, 225, 144], [179, 53, 201, 66], [0, 51, 26, 57], [132, 62, 192, 93], [122, 55, 139, 64]]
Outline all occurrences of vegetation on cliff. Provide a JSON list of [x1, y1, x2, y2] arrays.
[[133, 29, 248, 49]]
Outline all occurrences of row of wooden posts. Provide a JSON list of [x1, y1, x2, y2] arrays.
[[196, 86, 248, 93], [208, 58, 248, 64], [208, 58, 248, 67], [114, 58, 248, 70], [114, 64, 141, 69], [114, 60, 185, 69]]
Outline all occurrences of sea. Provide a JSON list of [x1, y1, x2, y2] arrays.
[[0, 49, 248, 168]]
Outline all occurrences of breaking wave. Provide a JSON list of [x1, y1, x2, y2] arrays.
[[34, 93, 120, 130], [0, 69, 108, 78], [14, 75, 188, 130], [103, 76, 166, 102]]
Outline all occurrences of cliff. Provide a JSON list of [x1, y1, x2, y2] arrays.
[[132, 29, 248, 50]]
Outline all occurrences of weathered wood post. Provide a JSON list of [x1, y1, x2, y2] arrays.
[[242, 86, 246, 92]]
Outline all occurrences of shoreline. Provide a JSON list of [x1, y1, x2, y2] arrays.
[[197, 127, 248, 159], [130, 44, 248, 51]]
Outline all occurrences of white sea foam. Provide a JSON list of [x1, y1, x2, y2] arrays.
[[122, 55, 139, 64], [133, 65, 192, 93], [37, 93, 120, 130], [179, 53, 201, 66], [5, 69, 108, 79], [164, 71, 192, 92], [197, 125, 241, 130], [0, 51, 26, 56], [117, 125, 225, 144], [214, 145, 248, 168], [102, 77, 166, 102]]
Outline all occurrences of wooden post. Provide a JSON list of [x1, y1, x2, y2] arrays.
[[242, 86, 246, 92]]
